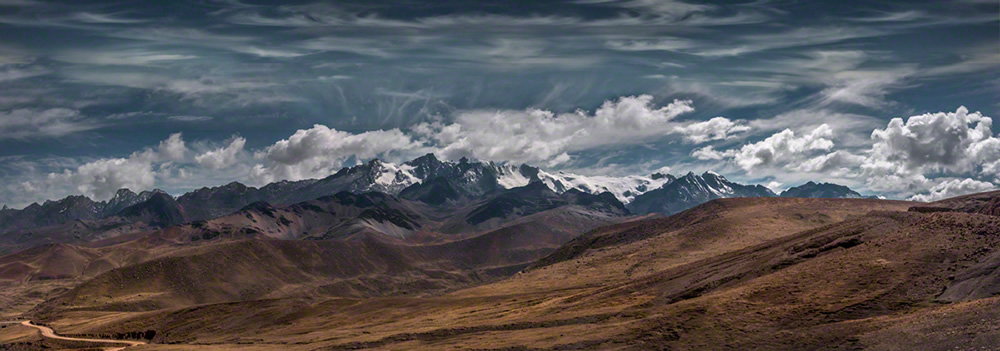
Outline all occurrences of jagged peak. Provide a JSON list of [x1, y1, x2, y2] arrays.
[[702, 170, 724, 179], [650, 172, 673, 180], [523, 180, 551, 190], [222, 181, 247, 189], [144, 190, 174, 200], [408, 153, 441, 165], [113, 188, 138, 198], [134, 189, 172, 200]]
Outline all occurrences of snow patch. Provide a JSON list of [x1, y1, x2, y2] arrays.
[[496, 164, 532, 189]]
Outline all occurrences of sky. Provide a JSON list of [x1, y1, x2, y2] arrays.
[[0, 0, 998, 208]]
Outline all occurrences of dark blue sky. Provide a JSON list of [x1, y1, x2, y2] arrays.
[[1, 0, 998, 207]]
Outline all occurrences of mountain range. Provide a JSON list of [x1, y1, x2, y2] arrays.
[[0, 154, 877, 251], [0, 153, 997, 350]]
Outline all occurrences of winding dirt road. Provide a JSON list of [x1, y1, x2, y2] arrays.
[[5, 320, 145, 351]]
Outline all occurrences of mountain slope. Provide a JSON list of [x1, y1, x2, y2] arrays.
[[437, 182, 628, 234], [26, 196, 960, 350], [0, 190, 164, 235], [116, 192, 186, 227], [25, 199, 625, 316], [0, 192, 187, 255], [398, 177, 464, 205]]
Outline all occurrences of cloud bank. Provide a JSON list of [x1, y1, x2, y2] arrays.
[[6, 99, 1000, 207]]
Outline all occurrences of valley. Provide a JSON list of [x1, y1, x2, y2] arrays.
[[1, 156, 998, 350]]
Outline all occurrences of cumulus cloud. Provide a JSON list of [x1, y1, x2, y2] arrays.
[[47, 157, 157, 201], [250, 125, 420, 183], [860, 106, 1000, 196], [868, 106, 999, 173], [908, 178, 997, 202], [414, 95, 695, 166], [765, 181, 784, 194], [158, 133, 188, 162], [22, 133, 190, 201], [697, 106, 1000, 199], [195, 137, 246, 169], [674, 116, 750, 143], [732, 124, 834, 172], [691, 145, 733, 160]]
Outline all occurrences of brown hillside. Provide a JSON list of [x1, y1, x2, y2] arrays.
[[24, 196, 987, 350]]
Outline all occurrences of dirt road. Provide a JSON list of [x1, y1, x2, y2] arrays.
[[10, 320, 145, 351]]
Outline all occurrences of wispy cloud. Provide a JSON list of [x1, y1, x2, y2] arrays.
[[71, 11, 147, 24], [54, 50, 197, 66], [0, 108, 98, 139], [168, 115, 213, 122]]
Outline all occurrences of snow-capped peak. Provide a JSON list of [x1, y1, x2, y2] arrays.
[[372, 161, 419, 188], [534, 170, 673, 204]]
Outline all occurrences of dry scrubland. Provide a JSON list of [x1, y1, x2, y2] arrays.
[[2, 194, 999, 350]]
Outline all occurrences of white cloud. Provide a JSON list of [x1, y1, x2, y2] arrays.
[[23, 133, 190, 201], [908, 178, 996, 202], [732, 124, 834, 172], [157, 133, 188, 162], [860, 106, 1000, 196], [794, 150, 865, 175], [48, 157, 157, 201], [250, 125, 420, 183], [868, 106, 999, 174], [691, 145, 733, 160], [697, 107, 1000, 199], [414, 95, 694, 166], [674, 116, 750, 143], [196, 137, 246, 170]]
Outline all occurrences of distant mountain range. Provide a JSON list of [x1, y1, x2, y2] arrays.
[[627, 171, 776, 215], [779, 181, 875, 199], [0, 154, 874, 246]]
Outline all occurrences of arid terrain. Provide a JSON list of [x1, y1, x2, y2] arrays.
[[3, 190, 998, 350], [2, 0, 996, 349]]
